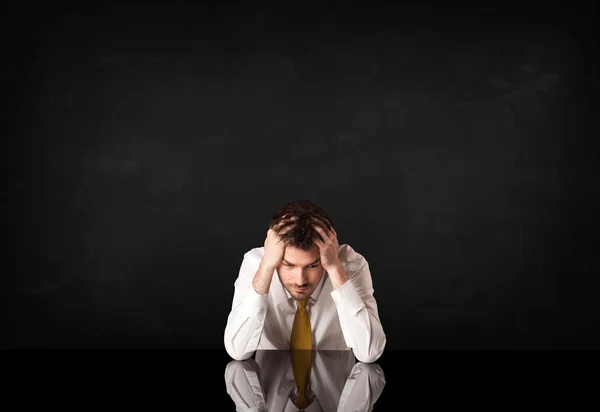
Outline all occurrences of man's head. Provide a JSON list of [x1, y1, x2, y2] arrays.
[[268, 200, 335, 301]]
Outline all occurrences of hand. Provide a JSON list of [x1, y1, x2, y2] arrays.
[[262, 214, 297, 270], [311, 217, 341, 272]]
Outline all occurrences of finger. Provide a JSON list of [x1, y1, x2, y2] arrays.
[[311, 217, 334, 237], [279, 222, 297, 235], [313, 236, 323, 248], [284, 222, 297, 230], [310, 215, 327, 225], [275, 215, 297, 231], [313, 225, 331, 243], [313, 224, 325, 235], [316, 222, 330, 235], [313, 215, 332, 228]]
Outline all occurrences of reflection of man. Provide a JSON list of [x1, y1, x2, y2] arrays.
[[224, 200, 386, 363], [224, 350, 386, 412]]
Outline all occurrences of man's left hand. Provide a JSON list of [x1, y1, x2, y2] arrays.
[[312, 218, 342, 272]]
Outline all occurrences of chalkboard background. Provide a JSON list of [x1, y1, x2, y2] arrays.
[[5, 2, 599, 349]]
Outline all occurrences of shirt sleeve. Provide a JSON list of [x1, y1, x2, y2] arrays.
[[224, 251, 269, 360], [330, 258, 387, 363]]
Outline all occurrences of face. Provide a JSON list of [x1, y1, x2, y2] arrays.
[[277, 244, 324, 301]]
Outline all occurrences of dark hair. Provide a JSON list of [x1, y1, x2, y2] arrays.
[[269, 199, 335, 251]]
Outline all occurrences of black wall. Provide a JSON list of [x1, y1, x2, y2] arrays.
[[6, 2, 599, 349]]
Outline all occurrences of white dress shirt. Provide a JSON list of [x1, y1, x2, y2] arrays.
[[224, 244, 386, 363], [224, 350, 387, 412]]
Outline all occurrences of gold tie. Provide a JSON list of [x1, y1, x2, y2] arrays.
[[290, 299, 312, 350], [290, 299, 312, 409]]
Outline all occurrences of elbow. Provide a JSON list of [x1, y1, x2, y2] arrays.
[[224, 337, 254, 361], [354, 350, 383, 364], [354, 334, 387, 364], [228, 350, 253, 361]]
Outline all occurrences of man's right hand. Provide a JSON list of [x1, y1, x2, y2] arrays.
[[262, 214, 297, 270], [252, 214, 297, 295]]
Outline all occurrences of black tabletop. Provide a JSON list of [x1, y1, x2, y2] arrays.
[[6, 348, 596, 410]]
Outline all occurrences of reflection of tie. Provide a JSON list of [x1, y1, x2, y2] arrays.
[[290, 299, 312, 409], [291, 349, 312, 410]]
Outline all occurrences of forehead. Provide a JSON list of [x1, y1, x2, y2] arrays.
[[283, 246, 319, 264]]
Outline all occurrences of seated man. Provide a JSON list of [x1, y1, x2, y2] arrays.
[[224, 199, 386, 363]]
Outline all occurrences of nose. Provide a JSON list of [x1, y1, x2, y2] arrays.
[[295, 270, 308, 286]]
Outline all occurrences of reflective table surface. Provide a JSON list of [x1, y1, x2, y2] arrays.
[[9, 348, 592, 410]]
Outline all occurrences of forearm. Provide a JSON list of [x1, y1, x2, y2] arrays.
[[225, 264, 273, 360], [252, 261, 276, 295], [224, 359, 267, 411], [327, 264, 350, 290], [331, 280, 387, 363], [224, 290, 269, 360], [338, 362, 386, 412]]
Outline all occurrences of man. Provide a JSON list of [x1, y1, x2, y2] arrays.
[[223, 200, 386, 363], [224, 349, 386, 411]]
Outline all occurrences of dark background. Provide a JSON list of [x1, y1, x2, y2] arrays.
[[4, 1, 599, 350]]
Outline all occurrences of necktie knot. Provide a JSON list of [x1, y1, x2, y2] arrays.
[[297, 299, 307, 310]]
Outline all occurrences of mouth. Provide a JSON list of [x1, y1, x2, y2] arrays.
[[293, 287, 309, 293]]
